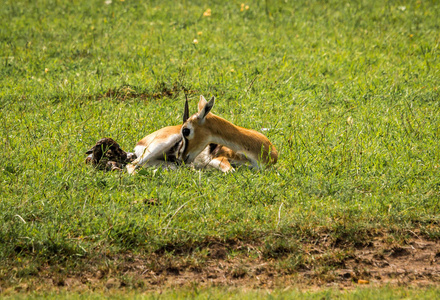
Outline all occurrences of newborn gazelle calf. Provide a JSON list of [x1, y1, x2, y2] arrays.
[[179, 96, 278, 171], [126, 99, 240, 174]]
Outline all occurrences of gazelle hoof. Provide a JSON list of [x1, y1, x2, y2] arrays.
[[126, 164, 137, 175]]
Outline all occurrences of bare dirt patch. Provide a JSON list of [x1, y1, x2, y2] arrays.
[[1, 235, 440, 294], [337, 238, 440, 287]]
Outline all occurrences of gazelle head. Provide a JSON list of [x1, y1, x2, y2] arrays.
[[179, 95, 215, 163]]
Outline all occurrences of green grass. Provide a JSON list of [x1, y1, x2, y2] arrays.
[[1, 0, 440, 295], [3, 286, 440, 299]]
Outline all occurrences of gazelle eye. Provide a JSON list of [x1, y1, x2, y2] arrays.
[[182, 128, 190, 137]]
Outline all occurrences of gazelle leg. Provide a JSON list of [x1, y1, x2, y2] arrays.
[[126, 146, 152, 174], [207, 156, 234, 173], [127, 158, 177, 174], [126, 145, 174, 174]]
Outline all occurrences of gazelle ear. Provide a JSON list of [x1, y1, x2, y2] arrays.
[[198, 95, 208, 111], [197, 96, 215, 124], [182, 95, 189, 123]]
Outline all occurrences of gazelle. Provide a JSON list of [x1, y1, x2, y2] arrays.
[[179, 95, 278, 170], [126, 98, 242, 174]]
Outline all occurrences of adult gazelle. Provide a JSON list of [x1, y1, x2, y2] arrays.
[[178, 96, 278, 172], [126, 97, 243, 174]]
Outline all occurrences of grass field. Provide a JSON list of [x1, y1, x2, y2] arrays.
[[3, 286, 440, 300], [1, 0, 440, 297]]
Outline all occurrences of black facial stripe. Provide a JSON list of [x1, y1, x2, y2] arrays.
[[179, 136, 188, 158]]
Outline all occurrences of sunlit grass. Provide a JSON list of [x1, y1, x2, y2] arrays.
[[1, 0, 439, 295], [3, 286, 440, 299]]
